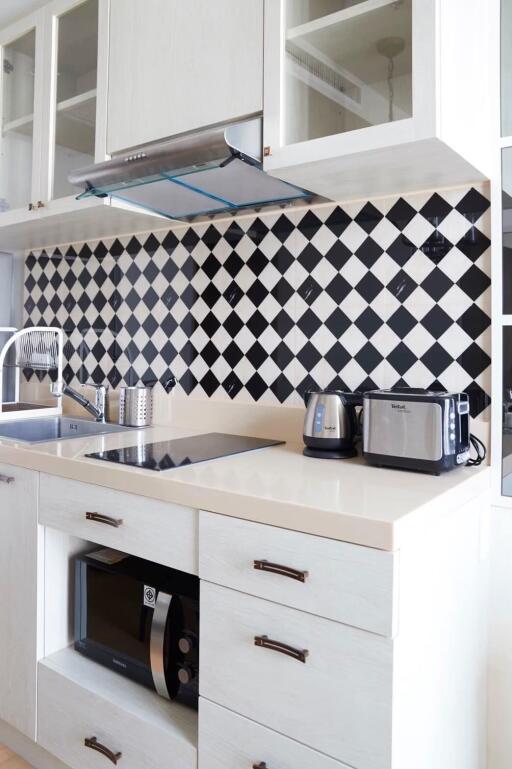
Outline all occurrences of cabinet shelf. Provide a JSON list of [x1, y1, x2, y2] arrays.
[[3, 113, 34, 136], [55, 88, 96, 154], [287, 0, 405, 42], [286, 0, 412, 85], [57, 88, 96, 120]]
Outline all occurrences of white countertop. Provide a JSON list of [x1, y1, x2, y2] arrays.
[[0, 423, 490, 550]]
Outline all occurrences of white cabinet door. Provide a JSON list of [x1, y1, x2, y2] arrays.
[[262, 0, 489, 200], [107, 0, 264, 154], [39, 0, 109, 207], [0, 464, 40, 740]]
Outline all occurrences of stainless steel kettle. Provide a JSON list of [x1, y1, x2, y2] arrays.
[[303, 390, 362, 459]]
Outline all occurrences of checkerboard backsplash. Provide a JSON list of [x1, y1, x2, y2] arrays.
[[23, 184, 491, 418]]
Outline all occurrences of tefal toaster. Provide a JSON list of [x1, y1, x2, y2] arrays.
[[363, 388, 470, 474]]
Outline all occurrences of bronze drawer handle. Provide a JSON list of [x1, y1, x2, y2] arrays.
[[84, 737, 122, 765], [253, 764, 267, 769], [0, 474, 14, 484], [253, 560, 308, 583], [254, 635, 308, 663], [86, 511, 123, 528]]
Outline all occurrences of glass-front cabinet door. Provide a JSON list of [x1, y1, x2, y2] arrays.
[[46, 0, 100, 204], [282, 0, 413, 145], [263, 0, 433, 171], [0, 14, 43, 217]]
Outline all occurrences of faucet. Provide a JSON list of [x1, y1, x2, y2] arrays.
[[51, 382, 110, 423]]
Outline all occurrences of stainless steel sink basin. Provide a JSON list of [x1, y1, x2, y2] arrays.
[[0, 416, 133, 444]]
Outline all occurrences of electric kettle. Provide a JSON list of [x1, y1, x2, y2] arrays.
[[303, 390, 362, 459]]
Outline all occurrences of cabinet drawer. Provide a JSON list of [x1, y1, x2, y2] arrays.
[[199, 698, 351, 769], [40, 474, 197, 574], [38, 650, 196, 769], [200, 583, 393, 769], [199, 511, 397, 636]]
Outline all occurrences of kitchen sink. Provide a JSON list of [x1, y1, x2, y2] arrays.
[[0, 416, 133, 444]]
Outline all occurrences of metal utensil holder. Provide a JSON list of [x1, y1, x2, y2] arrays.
[[118, 386, 153, 427]]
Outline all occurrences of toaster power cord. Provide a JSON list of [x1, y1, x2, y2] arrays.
[[466, 434, 486, 467]]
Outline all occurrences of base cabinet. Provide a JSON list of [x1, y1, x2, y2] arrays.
[[0, 464, 488, 769], [0, 464, 40, 740]]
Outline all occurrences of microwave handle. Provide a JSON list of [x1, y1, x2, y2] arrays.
[[150, 591, 173, 700]]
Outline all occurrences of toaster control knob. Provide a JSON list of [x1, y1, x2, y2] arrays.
[[178, 632, 197, 655], [178, 665, 195, 685]]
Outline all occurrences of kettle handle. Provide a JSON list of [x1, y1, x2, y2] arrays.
[[304, 390, 313, 407], [341, 391, 363, 407]]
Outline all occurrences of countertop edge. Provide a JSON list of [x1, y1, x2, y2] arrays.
[[0, 442, 491, 551]]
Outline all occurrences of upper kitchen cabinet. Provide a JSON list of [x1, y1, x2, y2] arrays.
[[106, 0, 264, 154], [263, 0, 494, 200], [0, 0, 168, 251], [0, 11, 45, 227]]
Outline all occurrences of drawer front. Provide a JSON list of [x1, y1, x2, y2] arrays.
[[40, 474, 197, 574], [200, 582, 393, 769], [199, 698, 352, 769], [199, 511, 397, 636], [38, 662, 196, 769]]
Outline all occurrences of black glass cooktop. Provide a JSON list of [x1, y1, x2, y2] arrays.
[[86, 432, 284, 472]]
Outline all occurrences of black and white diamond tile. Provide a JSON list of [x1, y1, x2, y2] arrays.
[[23, 185, 491, 417]]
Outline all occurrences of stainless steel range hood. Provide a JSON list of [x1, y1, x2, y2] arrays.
[[69, 116, 309, 220]]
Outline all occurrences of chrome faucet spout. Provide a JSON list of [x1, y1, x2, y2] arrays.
[[51, 382, 109, 423]]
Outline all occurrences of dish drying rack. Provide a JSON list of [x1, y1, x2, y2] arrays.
[[0, 327, 64, 420]]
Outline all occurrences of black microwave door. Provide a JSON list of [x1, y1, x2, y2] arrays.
[[76, 561, 154, 688]]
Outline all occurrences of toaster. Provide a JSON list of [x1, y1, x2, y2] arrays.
[[363, 388, 470, 474]]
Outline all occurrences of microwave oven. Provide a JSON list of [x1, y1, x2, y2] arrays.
[[75, 548, 199, 708]]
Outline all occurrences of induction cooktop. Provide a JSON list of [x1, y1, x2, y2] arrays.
[[85, 432, 284, 472]]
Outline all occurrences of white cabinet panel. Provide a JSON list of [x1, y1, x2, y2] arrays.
[[199, 510, 398, 636], [200, 582, 393, 769], [199, 698, 352, 769], [0, 464, 40, 739], [107, 0, 264, 154], [39, 473, 198, 574]]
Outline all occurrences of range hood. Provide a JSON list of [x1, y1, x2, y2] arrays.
[[69, 116, 309, 220]]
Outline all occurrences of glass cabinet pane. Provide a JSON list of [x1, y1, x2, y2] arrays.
[[503, 327, 512, 495], [502, 0, 512, 136], [52, 0, 98, 200], [503, 148, 512, 313], [284, 0, 413, 145], [0, 29, 36, 212]]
